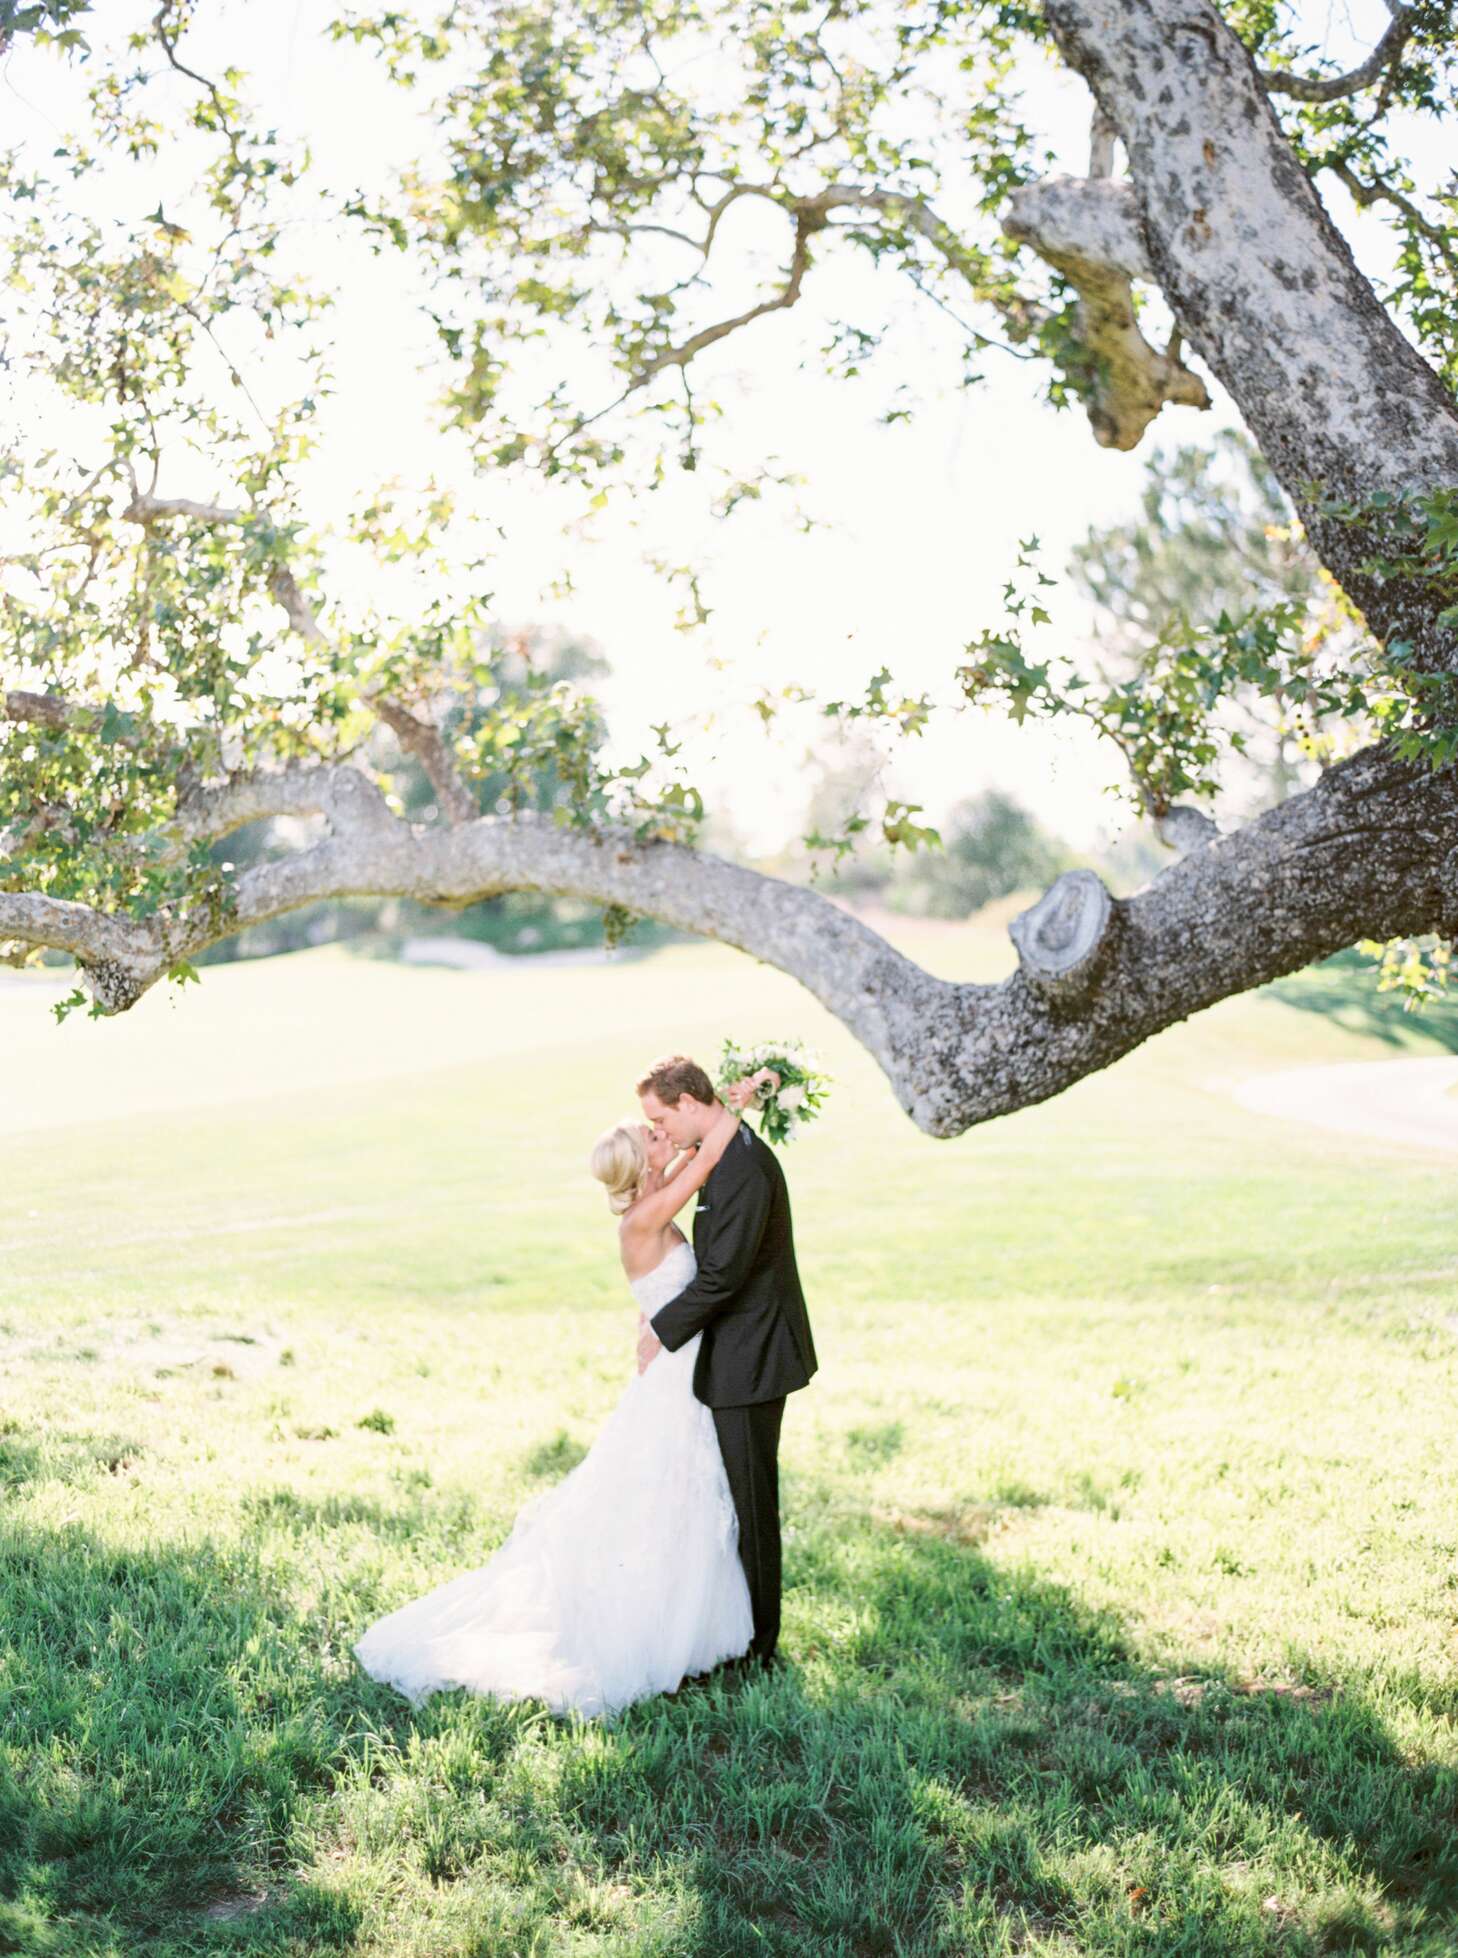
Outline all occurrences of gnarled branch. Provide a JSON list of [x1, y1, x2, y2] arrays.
[[628, 203, 825, 388], [563, 178, 1052, 453], [1041, 0, 1458, 670], [4, 688, 146, 745], [1003, 176, 1211, 449], [163, 762, 396, 854], [1156, 806, 1221, 857], [6, 734, 1455, 1134], [121, 492, 246, 526]]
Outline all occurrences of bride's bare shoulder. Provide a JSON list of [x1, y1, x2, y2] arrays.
[[616, 1207, 658, 1271], [617, 1216, 688, 1282]]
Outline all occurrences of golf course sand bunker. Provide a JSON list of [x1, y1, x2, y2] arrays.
[[1231, 1055, 1458, 1154]]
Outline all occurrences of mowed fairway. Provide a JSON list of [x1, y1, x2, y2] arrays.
[[2, 924, 1456, 1957]]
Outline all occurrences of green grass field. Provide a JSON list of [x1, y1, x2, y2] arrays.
[[2, 924, 1457, 1957]]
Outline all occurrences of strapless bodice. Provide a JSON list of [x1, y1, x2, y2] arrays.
[[628, 1238, 696, 1314]]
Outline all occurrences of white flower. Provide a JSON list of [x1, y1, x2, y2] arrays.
[[778, 1084, 805, 1111]]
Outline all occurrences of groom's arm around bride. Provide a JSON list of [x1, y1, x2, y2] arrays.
[[647, 1128, 771, 1360]]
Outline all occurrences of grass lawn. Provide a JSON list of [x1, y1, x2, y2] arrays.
[[2, 924, 1456, 1956]]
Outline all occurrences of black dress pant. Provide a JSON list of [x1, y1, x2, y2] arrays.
[[711, 1396, 787, 1660]]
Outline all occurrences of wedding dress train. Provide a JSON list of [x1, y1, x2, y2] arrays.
[[351, 1236, 754, 1717]]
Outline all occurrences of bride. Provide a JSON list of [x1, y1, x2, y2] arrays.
[[351, 1112, 753, 1718]]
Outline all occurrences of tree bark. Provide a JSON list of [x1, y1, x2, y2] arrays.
[[1009, 871, 1115, 1006], [1038, 0, 1458, 673], [1003, 175, 1211, 448], [5, 738, 1453, 1136]]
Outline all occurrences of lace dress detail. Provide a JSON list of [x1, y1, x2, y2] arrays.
[[352, 1237, 752, 1719]]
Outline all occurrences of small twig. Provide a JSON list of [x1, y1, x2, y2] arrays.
[[123, 489, 247, 525], [1260, 6, 1416, 102], [584, 218, 706, 253], [370, 697, 478, 826], [900, 262, 1042, 363], [1318, 156, 1458, 283], [152, 0, 243, 168], [630, 206, 823, 386]]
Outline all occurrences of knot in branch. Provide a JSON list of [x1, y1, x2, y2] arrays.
[[1010, 869, 1116, 1007]]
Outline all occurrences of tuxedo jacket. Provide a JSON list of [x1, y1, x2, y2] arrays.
[[649, 1123, 817, 1408]]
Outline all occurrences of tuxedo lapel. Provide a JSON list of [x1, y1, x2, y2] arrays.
[[692, 1161, 720, 1248], [692, 1125, 744, 1247]]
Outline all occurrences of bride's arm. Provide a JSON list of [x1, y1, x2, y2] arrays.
[[657, 1146, 704, 1187], [621, 1123, 736, 1238]]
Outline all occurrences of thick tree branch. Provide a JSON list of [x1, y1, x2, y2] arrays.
[[1041, 0, 1458, 672], [0, 892, 158, 976], [1006, 175, 1152, 287], [121, 492, 246, 525], [1003, 176, 1212, 449], [9, 738, 1455, 1134], [163, 762, 396, 853], [1155, 806, 1221, 856], [4, 688, 144, 744], [1009, 869, 1115, 1003], [1089, 106, 1118, 180], [5, 690, 74, 731]]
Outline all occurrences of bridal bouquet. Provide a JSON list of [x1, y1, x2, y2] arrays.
[[717, 1037, 832, 1145]]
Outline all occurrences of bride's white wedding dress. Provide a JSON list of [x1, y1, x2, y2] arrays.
[[351, 1235, 754, 1718]]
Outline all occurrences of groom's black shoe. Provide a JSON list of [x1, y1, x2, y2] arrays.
[[723, 1648, 782, 1681]]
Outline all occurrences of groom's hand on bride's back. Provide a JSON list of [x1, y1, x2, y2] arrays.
[[636, 1316, 663, 1374]]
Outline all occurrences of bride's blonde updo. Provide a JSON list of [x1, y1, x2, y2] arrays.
[[589, 1120, 648, 1215]]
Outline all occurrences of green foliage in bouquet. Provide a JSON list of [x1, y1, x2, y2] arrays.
[[717, 1037, 832, 1146]]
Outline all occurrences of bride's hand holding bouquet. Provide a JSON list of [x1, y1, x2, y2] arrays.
[[717, 1038, 831, 1146], [724, 1068, 779, 1112]]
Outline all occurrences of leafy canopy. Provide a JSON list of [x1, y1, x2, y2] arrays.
[[2, 0, 1456, 995]]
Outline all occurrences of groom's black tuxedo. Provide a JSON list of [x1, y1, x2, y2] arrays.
[[649, 1123, 816, 1406], [649, 1122, 816, 1662]]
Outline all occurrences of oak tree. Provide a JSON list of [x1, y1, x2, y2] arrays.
[[3, 0, 1456, 1133]]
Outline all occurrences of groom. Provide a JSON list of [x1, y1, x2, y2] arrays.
[[634, 1054, 818, 1668]]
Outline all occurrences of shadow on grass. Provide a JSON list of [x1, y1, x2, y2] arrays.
[[0, 1516, 371, 1957], [4, 1447, 1457, 1956], [0, 1428, 146, 1492], [1264, 950, 1458, 1055], [556, 1499, 1458, 1956], [241, 1482, 483, 1551]]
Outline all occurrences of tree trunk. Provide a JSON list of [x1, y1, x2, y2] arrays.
[[1037, 0, 1458, 673]]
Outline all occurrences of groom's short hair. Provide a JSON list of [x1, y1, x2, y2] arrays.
[[636, 1054, 716, 1108]]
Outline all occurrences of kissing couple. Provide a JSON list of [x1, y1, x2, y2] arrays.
[[353, 1052, 819, 1718]]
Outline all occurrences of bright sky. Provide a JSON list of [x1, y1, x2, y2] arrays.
[[1, 0, 1435, 856]]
